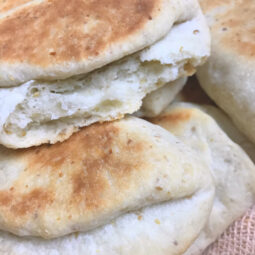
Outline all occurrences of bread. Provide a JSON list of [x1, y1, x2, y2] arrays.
[[148, 102, 255, 254], [197, 0, 255, 144], [0, 116, 214, 239], [0, 4, 210, 149], [0, 0, 184, 87], [0, 116, 214, 254]]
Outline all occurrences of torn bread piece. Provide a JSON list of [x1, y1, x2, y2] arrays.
[[0, 3, 210, 148]]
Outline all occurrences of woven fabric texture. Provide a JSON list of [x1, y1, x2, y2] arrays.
[[203, 206, 255, 255]]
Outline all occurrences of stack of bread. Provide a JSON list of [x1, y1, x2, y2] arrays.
[[0, 0, 254, 254]]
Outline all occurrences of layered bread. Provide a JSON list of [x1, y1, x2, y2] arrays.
[[0, 0, 210, 148], [0, 116, 214, 254], [197, 0, 255, 144]]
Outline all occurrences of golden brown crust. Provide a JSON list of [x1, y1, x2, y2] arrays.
[[0, 0, 157, 66], [200, 0, 255, 59], [199, 0, 231, 12], [0, 115, 214, 241], [215, 0, 255, 59], [146, 110, 192, 127], [0, 189, 52, 217], [0, 0, 32, 13], [0, 120, 152, 237]]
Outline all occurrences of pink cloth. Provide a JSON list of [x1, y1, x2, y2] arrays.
[[204, 206, 255, 255]]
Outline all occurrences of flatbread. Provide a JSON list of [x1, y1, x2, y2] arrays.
[[0, 5, 210, 149], [0, 116, 214, 240], [148, 102, 255, 254], [0, 116, 214, 255], [197, 0, 255, 144], [0, 0, 187, 87]]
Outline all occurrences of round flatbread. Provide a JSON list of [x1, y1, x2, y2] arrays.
[[0, 116, 214, 240], [0, 116, 214, 255], [0, 4, 210, 149], [197, 0, 255, 144]]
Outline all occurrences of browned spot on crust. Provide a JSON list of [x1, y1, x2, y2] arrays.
[[0, 193, 12, 207], [71, 170, 107, 210], [24, 123, 121, 212], [10, 189, 52, 216], [0, 0, 32, 13], [199, 0, 231, 13], [147, 111, 192, 126], [0, 0, 158, 66], [213, 0, 255, 59], [0, 188, 52, 216]]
